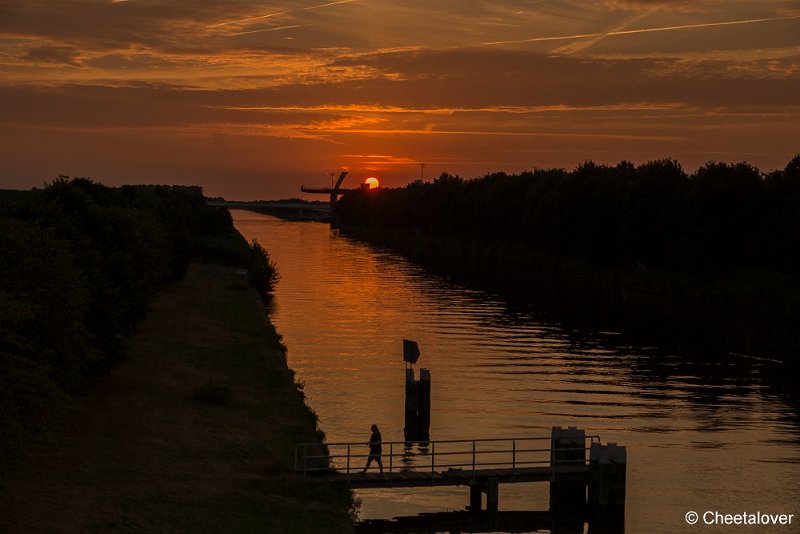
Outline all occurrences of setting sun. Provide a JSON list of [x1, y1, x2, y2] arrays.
[[365, 177, 379, 189]]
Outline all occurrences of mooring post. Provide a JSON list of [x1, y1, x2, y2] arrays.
[[588, 442, 626, 527], [404, 367, 419, 442], [403, 340, 426, 444], [549, 426, 587, 512], [418, 368, 431, 442]]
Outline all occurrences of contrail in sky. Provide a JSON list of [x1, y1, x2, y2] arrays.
[[208, 0, 357, 29], [483, 14, 800, 46], [230, 24, 317, 36], [550, 10, 650, 55]]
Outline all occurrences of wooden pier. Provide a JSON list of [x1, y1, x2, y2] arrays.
[[330, 463, 589, 489], [295, 426, 626, 519]]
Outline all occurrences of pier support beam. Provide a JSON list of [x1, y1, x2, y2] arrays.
[[549, 426, 586, 513], [588, 442, 626, 528], [469, 484, 482, 512], [485, 477, 499, 513], [467, 477, 499, 513]]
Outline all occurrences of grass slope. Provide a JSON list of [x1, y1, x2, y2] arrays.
[[0, 263, 353, 533]]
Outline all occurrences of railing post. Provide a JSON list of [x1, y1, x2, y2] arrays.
[[472, 441, 476, 472], [347, 444, 350, 476], [512, 439, 516, 474], [431, 442, 436, 483], [389, 442, 393, 477]]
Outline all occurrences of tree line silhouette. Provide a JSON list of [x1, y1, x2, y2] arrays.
[[1, 178, 277, 452], [336, 155, 800, 320]]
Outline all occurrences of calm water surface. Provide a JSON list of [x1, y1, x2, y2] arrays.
[[233, 211, 800, 533]]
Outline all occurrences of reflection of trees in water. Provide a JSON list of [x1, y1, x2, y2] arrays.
[[339, 155, 800, 356], [340, 195, 800, 448], [364, 245, 800, 439]]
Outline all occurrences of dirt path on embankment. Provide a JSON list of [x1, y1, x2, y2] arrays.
[[0, 264, 353, 533]]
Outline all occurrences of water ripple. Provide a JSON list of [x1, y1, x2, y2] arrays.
[[233, 211, 800, 527]]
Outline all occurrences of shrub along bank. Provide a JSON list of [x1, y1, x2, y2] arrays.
[[1, 178, 353, 532], [336, 156, 800, 356], [0, 177, 277, 452]]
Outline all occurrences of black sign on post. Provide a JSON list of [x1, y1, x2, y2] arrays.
[[403, 339, 420, 364]]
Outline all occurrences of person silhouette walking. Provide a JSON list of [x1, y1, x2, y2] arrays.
[[362, 424, 383, 474]]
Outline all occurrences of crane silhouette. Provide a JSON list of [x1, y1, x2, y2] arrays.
[[300, 171, 360, 214]]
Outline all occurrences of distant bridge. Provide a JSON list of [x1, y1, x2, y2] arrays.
[[207, 200, 330, 220]]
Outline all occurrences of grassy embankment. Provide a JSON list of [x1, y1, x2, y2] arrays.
[[0, 180, 353, 532], [1, 262, 353, 532]]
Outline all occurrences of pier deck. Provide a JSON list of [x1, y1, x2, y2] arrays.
[[296, 428, 626, 517], [318, 464, 589, 488]]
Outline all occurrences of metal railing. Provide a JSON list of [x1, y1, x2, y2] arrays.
[[295, 435, 600, 481]]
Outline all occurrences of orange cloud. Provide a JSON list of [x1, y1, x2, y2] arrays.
[[1, 0, 798, 197]]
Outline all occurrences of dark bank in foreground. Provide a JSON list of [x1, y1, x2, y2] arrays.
[[1, 263, 353, 532], [0, 180, 352, 532]]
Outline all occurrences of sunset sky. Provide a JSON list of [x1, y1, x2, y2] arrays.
[[1, 0, 799, 199]]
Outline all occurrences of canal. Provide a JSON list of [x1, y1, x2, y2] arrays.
[[233, 210, 799, 533]]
